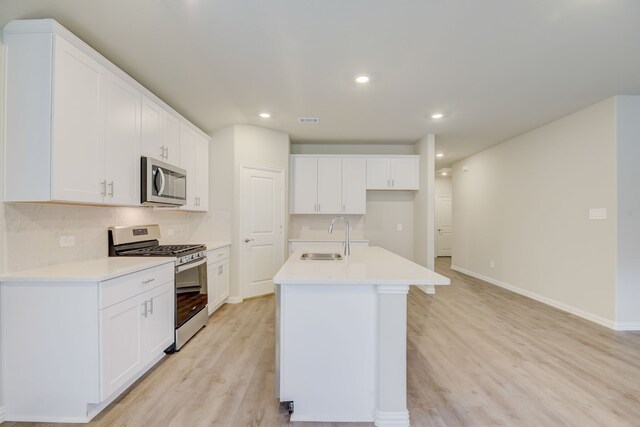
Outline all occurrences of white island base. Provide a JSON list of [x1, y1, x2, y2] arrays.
[[274, 247, 450, 426]]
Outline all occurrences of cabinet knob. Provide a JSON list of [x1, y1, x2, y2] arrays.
[[244, 238, 255, 243]]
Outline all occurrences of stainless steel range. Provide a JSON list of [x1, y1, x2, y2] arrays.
[[108, 224, 207, 351]]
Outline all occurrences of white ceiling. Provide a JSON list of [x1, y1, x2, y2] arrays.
[[2, 0, 640, 168]]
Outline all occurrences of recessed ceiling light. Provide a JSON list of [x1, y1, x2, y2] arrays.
[[431, 113, 444, 119], [441, 172, 448, 176], [436, 153, 444, 158], [355, 75, 370, 84], [259, 112, 271, 118]]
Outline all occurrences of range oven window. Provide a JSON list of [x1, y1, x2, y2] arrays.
[[175, 258, 208, 328]]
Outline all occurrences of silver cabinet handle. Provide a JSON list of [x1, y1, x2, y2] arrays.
[[148, 298, 154, 315], [387, 179, 390, 188], [314, 203, 317, 212], [218, 265, 223, 275], [141, 301, 148, 318], [160, 145, 166, 159], [142, 278, 155, 284], [244, 238, 255, 243], [318, 204, 321, 212], [343, 203, 346, 212], [100, 180, 107, 196], [108, 181, 114, 196], [163, 146, 169, 159]]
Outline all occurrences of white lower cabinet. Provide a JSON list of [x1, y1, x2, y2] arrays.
[[0, 262, 174, 423], [100, 281, 174, 399], [207, 246, 231, 314]]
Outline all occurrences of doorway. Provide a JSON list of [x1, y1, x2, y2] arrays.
[[239, 165, 285, 299], [436, 195, 452, 257]]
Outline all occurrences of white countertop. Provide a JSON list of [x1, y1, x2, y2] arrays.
[[274, 246, 450, 286], [1, 257, 175, 283], [288, 238, 369, 242], [203, 241, 231, 251]]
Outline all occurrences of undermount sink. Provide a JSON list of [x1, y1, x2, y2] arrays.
[[300, 252, 343, 261]]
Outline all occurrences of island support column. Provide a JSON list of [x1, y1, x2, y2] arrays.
[[375, 284, 410, 427]]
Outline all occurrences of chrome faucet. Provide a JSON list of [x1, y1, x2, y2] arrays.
[[328, 216, 350, 256]]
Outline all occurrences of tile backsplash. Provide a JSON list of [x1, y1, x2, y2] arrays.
[[289, 214, 365, 240], [1, 203, 229, 274]]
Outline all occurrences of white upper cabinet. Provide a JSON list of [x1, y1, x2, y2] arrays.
[[179, 123, 209, 211], [290, 155, 366, 215], [316, 158, 342, 214], [141, 96, 180, 166], [3, 19, 208, 208], [163, 112, 181, 166], [50, 36, 106, 204], [341, 157, 367, 214], [140, 96, 164, 160], [366, 156, 419, 190], [102, 75, 141, 206], [291, 157, 318, 214]]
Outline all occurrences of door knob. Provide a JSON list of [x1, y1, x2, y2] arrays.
[[244, 238, 255, 243]]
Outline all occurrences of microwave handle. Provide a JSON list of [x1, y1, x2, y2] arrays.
[[156, 167, 166, 196], [175, 257, 207, 274]]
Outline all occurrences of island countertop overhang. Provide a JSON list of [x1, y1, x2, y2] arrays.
[[273, 246, 450, 286]]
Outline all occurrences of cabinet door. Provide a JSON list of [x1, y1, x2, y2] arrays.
[[140, 96, 164, 161], [366, 158, 391, 190], [103, 73, 141, 206], [317, 157, 342, 214], [207, 262, 217, 315], [141, 282, 174, 362], [51, 36, 105, 204], [163, 112, 180, 165], [179, 123, 198, 210], [194, 136, 209, 211], [341, 157, 366, 214], [291, 157, 318, 214], [390, 157, 419, 190], [217, 260, 230, 303], [100, 295, 144, 399]]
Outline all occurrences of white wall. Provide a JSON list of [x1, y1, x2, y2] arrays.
[[615, 96, 640, 327], [435, 176, 452, 197], [289, 143, 417, 260], [452, 98, 618, 325], [210, 125, 290, 300], [413, 135, 435, 269]]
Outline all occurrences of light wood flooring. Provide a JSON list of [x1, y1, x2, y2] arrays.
[[7, 257, 640, 426]]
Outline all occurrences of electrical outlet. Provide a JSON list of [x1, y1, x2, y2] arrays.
[[167, 228, 175, 236], [397, 224, 403, 232], [490, 260, 495, 269], [59, 235, 76, 247]]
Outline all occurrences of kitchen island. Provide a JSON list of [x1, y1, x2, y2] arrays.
[[273, 246, 450, 426]]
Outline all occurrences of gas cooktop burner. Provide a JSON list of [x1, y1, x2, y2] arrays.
[[120, 244, 205, 256]]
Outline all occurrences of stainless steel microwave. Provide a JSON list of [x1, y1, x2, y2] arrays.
[[141, 157, 187, 206]]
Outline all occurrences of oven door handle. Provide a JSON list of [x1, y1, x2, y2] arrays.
[[175, 257, 207, 274]]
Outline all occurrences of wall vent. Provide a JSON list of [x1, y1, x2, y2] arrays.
[[298, 117, 319, 124]]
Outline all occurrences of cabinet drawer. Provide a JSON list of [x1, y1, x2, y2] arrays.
[[99, 263, 174, 309], [207, 246, 230, 264]]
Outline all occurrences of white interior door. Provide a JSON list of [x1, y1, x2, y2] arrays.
[[436, 196, 453, 256], [241, 165, 285, 299]]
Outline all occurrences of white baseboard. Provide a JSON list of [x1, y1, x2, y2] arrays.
[[615, 322, 640, 331], [374, 409, 410, 427], [0, 406, 6, 423], [226, 296, 243, 304], [449, 265, 638, 331], [417, 285, 436, 295]]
